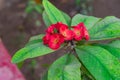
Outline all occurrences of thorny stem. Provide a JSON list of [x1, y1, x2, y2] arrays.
[[70, 40, 76, 49]]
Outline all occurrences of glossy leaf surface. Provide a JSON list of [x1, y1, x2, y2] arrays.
[[48, 54, 81, 80], [76, 45, 120, 80], [12, 43, 54, 63], [43, 0, 70, 25]]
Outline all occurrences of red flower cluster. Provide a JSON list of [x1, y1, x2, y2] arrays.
[[43, 22, 89, 50]]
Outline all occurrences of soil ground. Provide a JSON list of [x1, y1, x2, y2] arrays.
[[0, 0, 120, 80]]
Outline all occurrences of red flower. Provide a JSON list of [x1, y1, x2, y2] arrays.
[[61, 29, 74, 40], [72, 23, 84, 41], [48, 34, 64, 50], [59, 24, 74, 40], [54, 22, 63, 29], [72, 22, 90, 41], [42, 33, 51, 45], [43, 22, 90, 50], [46, 22, 63, 34], [83, 27, 90, 40], [46, 24, 56, 34]]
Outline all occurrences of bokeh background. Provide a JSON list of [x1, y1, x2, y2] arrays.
[[0, 0, 120, 80]]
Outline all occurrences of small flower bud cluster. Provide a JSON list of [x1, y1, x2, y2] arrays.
[[43, 22, 89, 50]]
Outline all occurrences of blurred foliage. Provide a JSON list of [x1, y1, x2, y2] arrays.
[[26, 0, 93, 15], [25, 0, 43, 14], [17, 61, 24, 69], [75, 0, 93, 15], [25, 0, 93, 27], [25, 0, 43, 27]]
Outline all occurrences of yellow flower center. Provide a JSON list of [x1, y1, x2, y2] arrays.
[[76, 30, 80, 36], [54, 38, 59, 44], [62, 31, 67, 37]]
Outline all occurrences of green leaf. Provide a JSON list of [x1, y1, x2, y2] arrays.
[[108, 39, 120, 48], [25, 6, 34, 13], [61, 11, 71, 26], [34, 5, 43, 14], [89, 16, 120, 40], [29, 34, 44, 41], [94, 44, 120, 60], [43, 10, 71, 27], [48, 54, 81, 80], [26, 34, 44, 46], [43, 0, 69, 25], [25, 0, 35, 13], [42, 11, 52, 27], [94, 40, 120, 60], [71, 14, 101, 29], [12, 42, 54, 63], [76, 45, 120, 80]]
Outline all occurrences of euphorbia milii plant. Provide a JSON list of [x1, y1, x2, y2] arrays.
[[12, 0, 120, 80]]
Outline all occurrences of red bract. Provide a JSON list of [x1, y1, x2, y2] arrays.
[[83, 27, 90, 40], [46, 24, 56, 34], [43, 33, 51, 45], [43, 22, 90, 50], [72, 23, 84, 41], [48, 34, 64, 50], [72, 22, 90, 41], [61, 29, 74, 40], [54, 22, 68, 30], [46, 22, 64, 34], [59, 24, 74, 40]]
